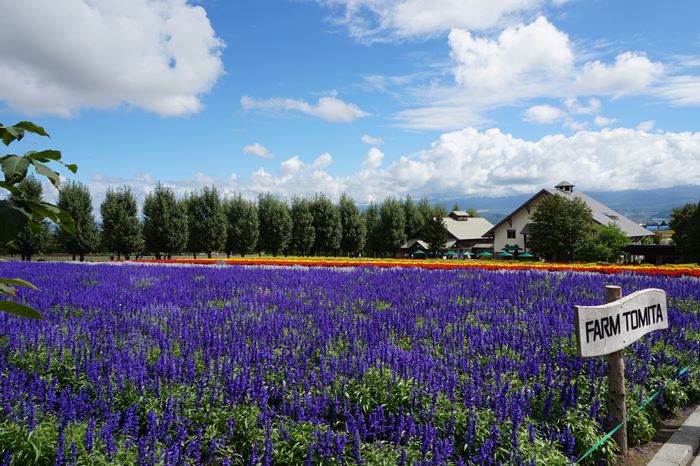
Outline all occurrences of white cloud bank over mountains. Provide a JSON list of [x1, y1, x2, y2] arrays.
[[87, 126, 700, 207], [0, 0, 224, 116]]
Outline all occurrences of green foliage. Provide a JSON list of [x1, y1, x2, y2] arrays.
[[310, 193, 341, 255], [56, 181, 99, 261], [186, 186, 227, 259], [289, 197, 315, 256], [257, 193, 292, 256], [223, 194, 259, 257], [100, 186, 143, 260], [143, 183, 188, 259], [529, 194, 595, 262], [421, 215, 449, 256], [378, 197, 406, 256], [576, 222, 629, 263], [338, 193, 366, 256], [12, 177, 50, 261], [670, 201, 700, 262], [362, 202, 382, 257], [402, 194, 424, 239]]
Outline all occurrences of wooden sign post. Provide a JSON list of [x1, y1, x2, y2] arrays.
[[574, 286, 668, 455]]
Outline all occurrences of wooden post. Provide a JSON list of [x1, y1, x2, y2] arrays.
[[606, 285, 628, 455]]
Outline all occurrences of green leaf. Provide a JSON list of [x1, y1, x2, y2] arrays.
[[64, 163, 78, 174], [0, 200, 31, 244], [1, 155, 30, 184], [12, 121, 49, 138], [0, 301, 44, 319], [0, 126, 23, 146], [25, 150, 62, 163], [0, 278, 39, 291], [30, 160, 61, 188]]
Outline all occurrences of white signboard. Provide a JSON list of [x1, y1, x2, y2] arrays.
[[575, 288, 668, 358]]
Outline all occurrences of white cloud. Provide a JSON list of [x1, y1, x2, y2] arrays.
[[241, 94, 369, 123], [523, 104, 565, 124], [88, 126, 700, 206], [361, 134, 383, 145], [449, 17, 574, 92], [655, 76, 700, 106], [593, 116, 615, 127], [575, 52, 664, 96], [243, 143, 273, 159], [564, 97, 602, 115], [636, 120, 655, 132], [316, 0, 553, 42], [0, 0, 224, 117], [312, 152, 334, 169]]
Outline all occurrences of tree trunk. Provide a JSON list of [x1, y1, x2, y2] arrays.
[[193, 252, 197, 259], [72, 253, 76, 261], [79, 253, 85, 262]]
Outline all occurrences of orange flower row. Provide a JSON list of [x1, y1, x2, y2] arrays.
[[135, 257, 700, 278]]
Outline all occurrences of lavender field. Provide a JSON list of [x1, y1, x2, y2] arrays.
[[0, 262, 698, 465]]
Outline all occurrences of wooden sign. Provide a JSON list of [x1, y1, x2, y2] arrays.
[[574, 288, 668, 358]]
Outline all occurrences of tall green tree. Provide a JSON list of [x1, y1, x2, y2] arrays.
[[363, 202, 381, 257], [257, 193, 292, 256], [143, 183, 188, 259], [12, 177, 50, 261], [101, 186, 143, 260], [670, 201, 700, 262], [577, 223, 629, 263], [223, 194, 259, 257], [417, 198, 433, 224], [310, 193, 341, 256], [338, 193, 366, 257], [186, 186, 227, 259], [289, 197, 315, 256], [421, 215, 449, 256], [57, 181, 99, 261], [528, 195, 595, 262], [403, 195, 425, 239], [0, 121, 76, 319], [379, 197, 407, 257]]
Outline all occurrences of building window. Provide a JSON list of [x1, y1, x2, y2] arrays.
[[507, 229, 516, 239]]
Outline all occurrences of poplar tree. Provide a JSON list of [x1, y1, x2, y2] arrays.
[[290, 197, 315, 256], [379, 197, 407, 257], [57, 181, 99, 261], [257, 193, 292, 256], [338, 193, 366, 257], [310, 193, 341, 256], [100, 186, 143, 260], [403, 194, 424, 239], [143, 183, 188, 259], [363, 202, 381, 257], [186, 186, 227, 259], [224, 194, 259, 257]]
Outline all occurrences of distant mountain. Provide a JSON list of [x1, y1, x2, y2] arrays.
[[440, 185, 700, 225]]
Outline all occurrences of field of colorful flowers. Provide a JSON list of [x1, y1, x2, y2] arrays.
[[0, 262, 698, 465]]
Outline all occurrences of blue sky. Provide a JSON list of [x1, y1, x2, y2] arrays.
[[1, 0, 700, 207]]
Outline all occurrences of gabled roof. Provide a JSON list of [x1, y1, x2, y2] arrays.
[[443, 216, 494, 240], [484, 186, 654, 238], [399, 238, 429, 250]]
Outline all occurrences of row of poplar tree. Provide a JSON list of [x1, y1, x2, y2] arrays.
[[12, 177, 457, 261]]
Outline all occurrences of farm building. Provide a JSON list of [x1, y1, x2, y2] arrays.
[[398, 210, 494, 257], [484, 181, 655, 253]]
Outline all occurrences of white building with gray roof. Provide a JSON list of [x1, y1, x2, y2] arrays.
[[484, 181, 654, 254]]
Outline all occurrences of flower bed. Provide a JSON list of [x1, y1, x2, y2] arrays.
[[138, 256, 700, 278], [0, 262, 698, 464]]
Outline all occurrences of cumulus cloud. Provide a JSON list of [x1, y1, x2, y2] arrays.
[[0, 0, 224, 117], [316, 0, 554, 42], [523, 104, 565, 124], [241, 94, 369, 123], [361, 134, 383, 145], [395, 18, 673, 130], [636, 120, 655, 132], [575, 52, 664, 96], [88, 127, 700, 208], [593, 116, 615, 127], [449, 16, 574, 93], [243, 143, 273, 159]]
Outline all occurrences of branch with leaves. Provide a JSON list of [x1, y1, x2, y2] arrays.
[[0, 122, 78, 319]]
